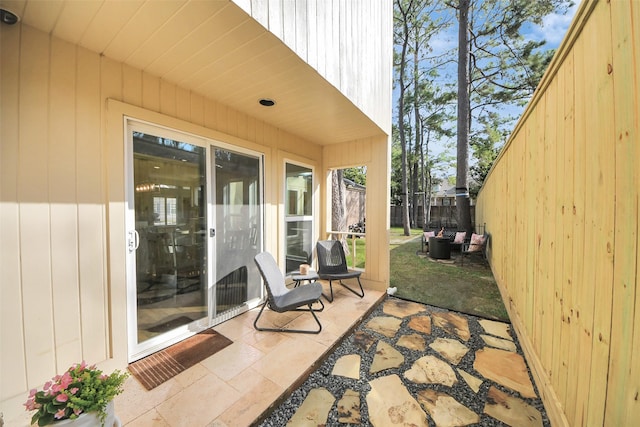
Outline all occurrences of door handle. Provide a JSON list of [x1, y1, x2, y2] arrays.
[[128, 230, 139, 253]]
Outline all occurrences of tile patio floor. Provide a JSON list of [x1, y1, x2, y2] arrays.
[[112, 281, 545, 426], [114, 283, 385, 427]]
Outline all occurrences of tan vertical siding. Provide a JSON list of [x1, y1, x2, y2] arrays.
[[476, 0, 639, 425]]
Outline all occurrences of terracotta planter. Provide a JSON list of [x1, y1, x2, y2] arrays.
[[52, 401, 121, 427]]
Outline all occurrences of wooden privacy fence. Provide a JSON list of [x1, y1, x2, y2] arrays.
[[475, 0, 639, 426], [390, 205, 475, 229]]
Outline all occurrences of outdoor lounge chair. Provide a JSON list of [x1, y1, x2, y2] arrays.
[[254, 252, 324, 334], [316, 240, 365, 303], [461, 233, 489, 266]]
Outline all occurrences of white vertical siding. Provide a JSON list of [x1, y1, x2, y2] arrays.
[[239, 0, 393, 134]]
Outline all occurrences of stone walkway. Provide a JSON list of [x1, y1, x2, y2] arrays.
[[259, 297, 548, 426]]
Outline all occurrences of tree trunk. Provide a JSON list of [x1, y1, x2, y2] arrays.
[[456, 0, 472, 232], [331, 169, 348, 251]]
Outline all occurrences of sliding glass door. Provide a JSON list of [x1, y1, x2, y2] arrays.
[[126, 121, 263, 361]]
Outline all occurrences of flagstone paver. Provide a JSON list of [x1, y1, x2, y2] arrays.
[[474, 347, 537, 398], [365, 315, 402, 338], [408, 315, 432, 335], [417, 389, 480, 427], [479, 319, 513, 341], [332, 354, 361, 379], [405, 355, 458, 386], [383, 298, 427, 318], [429, 337, 469, 365], [286, 387, 334, 426], [337, 389, 361, 424], [457, 368, 483, 393], [370, 341, 405, 373], [367, 375, 428, 427], [397, 333, 427, 351], [481, 334, 517, 352], [484, 386, 543, 427], [432, 312, 471, 341], [352, 330, 377, 351]]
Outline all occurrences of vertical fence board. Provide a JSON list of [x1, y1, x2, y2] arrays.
[[604, 0, 639, 424], [585, 3, 616, 425], [557, 51, 575, 410], [541, 82, 557, 379]]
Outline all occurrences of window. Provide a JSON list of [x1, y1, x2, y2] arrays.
[[285, 163, 313, 273]]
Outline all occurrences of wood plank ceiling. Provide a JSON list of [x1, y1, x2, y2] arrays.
[[1, 0, 382, 145]]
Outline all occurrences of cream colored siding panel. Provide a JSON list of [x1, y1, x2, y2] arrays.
[[19, 25, 56, 385], [142, 72, 161, 111], [122, 64, 143, 107], [0, 21, 28, 401], [190, 91, 205, 126], [160, 80, 177, 117], [76, 47, 108, 363], [176, 86, 191, 122], [50, 37, 82, 370]]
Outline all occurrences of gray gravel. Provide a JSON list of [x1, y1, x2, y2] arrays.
[[258, 296, 550, 427]]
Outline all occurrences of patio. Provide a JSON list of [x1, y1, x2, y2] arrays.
[[113, 285, 385, 426], [111, 279, 546, 426]]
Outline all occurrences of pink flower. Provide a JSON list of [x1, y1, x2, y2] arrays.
[[43, 381, 52, 391], [70, 387, 79, 394], [55, 393, 69, 403], [28, 388, 37, 398], [54, 408, 66, 419], [23, 398, 36, 411], [59, 372, 73, 389], [73, 408, 83, 416]]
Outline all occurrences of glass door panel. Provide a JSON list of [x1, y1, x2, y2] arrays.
[[213, 148, 263, 315], [129, 129, 208, 358]]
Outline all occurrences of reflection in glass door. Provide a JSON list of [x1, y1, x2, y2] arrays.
[[213, 148, 263, 315], [127, 125, 208, 360]]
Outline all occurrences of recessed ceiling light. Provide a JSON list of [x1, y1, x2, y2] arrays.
[[259, 99, 275, 107], [0, 8, 19, 25]]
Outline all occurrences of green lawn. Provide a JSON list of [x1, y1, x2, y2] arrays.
[[389, 228, 508, 321], [345, 237, 366, 269], [340, 226, 507, 321]]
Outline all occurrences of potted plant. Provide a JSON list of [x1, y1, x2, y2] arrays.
[[23, 361, 128, 426]]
